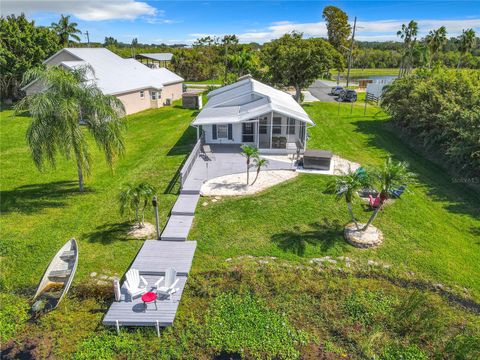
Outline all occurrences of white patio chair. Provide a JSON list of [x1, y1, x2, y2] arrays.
[[155, 268, 179, 301], [124, 268, 148, 299]]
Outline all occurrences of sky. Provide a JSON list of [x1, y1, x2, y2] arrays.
[[2, 1, 480, 45]]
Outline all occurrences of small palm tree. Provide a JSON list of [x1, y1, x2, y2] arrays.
[[119, 182, 156, 228], [457, 29, 476, 68], [15, 66, 126, 192], [250, 156, 269, 186], [326, 169, 370, 230], [51, 15, 81, 47], [363, 157, 414, 231], [241, 145, 259, 185]]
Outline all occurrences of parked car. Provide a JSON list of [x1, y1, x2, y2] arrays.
[[338, 89, 357, 102], [330, 86, 344, 96]]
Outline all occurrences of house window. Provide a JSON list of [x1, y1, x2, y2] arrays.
[[217, 124, 228, 139], [151, 91, 157, 100], [272, 117, 282, 134], [140, 90, 144, 99], [288, 118, 296, 135]]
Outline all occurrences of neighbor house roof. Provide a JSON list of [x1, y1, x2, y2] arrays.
[[192, 76, 315, 126], [23, 48, 183, 96], [138, 53, 174, 62]]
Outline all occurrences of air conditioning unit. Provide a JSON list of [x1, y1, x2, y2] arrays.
[[165, 98, 172, 106]]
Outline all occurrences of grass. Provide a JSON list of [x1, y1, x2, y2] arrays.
[[185, 79, 222, 85], [0, 104, 197, 292], [1, 99, 480, 358], [190, 100, 480, 300], [329, 68, 400, 79]]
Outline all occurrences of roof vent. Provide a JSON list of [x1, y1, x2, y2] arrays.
[[237, 74, 253, 81]]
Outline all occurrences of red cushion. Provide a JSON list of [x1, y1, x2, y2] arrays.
[[141, 292, 157, 302]]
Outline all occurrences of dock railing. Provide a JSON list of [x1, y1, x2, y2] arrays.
[[180, 138, 201, 187]]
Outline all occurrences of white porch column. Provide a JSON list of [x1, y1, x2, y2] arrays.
[[269, 111, 273, 149]]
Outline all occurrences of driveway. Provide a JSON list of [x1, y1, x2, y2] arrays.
[[308, 80, 337, 102]]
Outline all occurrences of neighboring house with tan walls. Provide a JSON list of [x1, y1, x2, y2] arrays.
[[22, 48, 184, 115]]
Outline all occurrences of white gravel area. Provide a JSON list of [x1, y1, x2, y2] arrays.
[[201, 170, 298, 196]]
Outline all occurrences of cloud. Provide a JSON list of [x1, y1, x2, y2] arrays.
[[217, 18, 480, 43], [1, 0, 157, 21]]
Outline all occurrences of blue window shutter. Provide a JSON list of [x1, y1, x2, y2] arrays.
[[228, 124, 233, 140], [212, 124, 217, 140]]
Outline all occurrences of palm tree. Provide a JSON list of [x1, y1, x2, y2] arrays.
[[250, 156, 269, 186], [119, 182, 156, 228], [425, 26, 447, 67], [15, 66, 126, 192], [363, 157, 414, 231], [230, 49, 254, 77], [397, 20, 418, 77], [241, 145, 259, 186], [457, 29, 476, 68], [326, 169, 370, 230], [51, 15, 81, 47]]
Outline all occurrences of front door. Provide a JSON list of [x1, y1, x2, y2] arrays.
[[242, 122, 255, 143]]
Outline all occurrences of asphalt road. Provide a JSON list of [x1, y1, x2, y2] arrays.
[[308, 80, 337, 102]]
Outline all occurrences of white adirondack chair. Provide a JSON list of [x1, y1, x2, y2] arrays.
[[124, 268, 148, 299], [155, 268, 179, 301]]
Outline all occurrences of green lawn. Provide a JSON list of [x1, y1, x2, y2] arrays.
[[1, 100, 479, 358], [190, 100, 480, 300], [329, 68, 400, 78], [0, 104, 197, 291]]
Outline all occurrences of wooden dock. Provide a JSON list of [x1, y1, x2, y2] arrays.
[[103, 240, 196, 328]]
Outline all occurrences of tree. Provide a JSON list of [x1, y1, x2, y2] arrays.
[[425, 26, 447, 67], [119, 182, 156, 228], [261, 32, 343, 102], [397, 20, 418, 76], [363, 157, 413, 230], [230, 48, 256, 78], [0, 14, 60, 100], [14, 66, 126, 192], [104, 36, 118, 47], [250, 156, 269, 186], [457, 29, 476, 68], [322, 5, 351, 51], [221, 34, 239, 84], [51, 14, 81, 47], [241, 145, 259, 186]]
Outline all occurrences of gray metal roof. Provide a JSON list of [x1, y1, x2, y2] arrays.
[[138, 53, 174, 61], [192, 77, 315, 126]]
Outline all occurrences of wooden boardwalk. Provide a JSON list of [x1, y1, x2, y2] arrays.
[[103, 241, 196, 328]]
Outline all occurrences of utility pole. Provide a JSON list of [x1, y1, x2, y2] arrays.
[[346, 16, 357, 88], [85, 30, 90, 45]]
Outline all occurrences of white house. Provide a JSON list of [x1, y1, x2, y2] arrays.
[[191, 75, 315, 154], [22, 48, 184, 115]]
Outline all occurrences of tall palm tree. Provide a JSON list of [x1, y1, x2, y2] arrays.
[[457, 29, 476, 68], [15, 66, 126, 192], [241, 145, 259, 186], [397, 20, 418, 77], [51, 15, 81, 47], [326, 169, 370, 230], [250, 156, 269, 186], [119, 182, 156, 228], [363, 157, 414, 231], [425, 26, 447, 67]]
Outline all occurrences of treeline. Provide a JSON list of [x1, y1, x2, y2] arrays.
[[382, 68, 480, 178]]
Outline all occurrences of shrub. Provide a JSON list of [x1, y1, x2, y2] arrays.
[[0, 293, 29, 342], [381, 68, 480, 178], [205, 292, 309, 359]]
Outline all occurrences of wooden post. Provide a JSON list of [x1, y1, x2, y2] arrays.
[[156, 320, 160, 337], [116, 320, 120, 335]]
